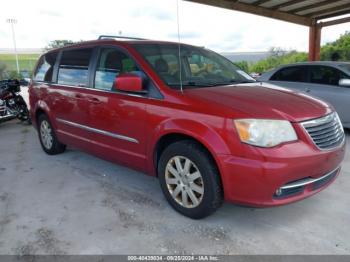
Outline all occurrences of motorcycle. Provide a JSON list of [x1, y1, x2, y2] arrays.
[[0, 79, 30, 123]]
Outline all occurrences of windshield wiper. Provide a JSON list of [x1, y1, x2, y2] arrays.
[[194, 79, 256, 86], [229, 79, 256, 84], [168, 81, 217, 87], [167, 79, 255, 89], [183, 81, 217, 87]]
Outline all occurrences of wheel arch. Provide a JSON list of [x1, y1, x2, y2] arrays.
[[33, 100, 53, 129], [150, 119, 230, 181]]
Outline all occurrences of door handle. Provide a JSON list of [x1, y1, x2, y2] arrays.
[[75, 94, 84, 99], [88, 97, 102, 104], [305, 88, 311, 93]]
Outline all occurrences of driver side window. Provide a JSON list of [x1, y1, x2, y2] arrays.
[[94, 48, 140, 91], [147, 54, 179, 84], [310, 66, 347, 86]]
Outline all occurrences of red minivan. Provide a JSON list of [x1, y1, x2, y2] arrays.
[[29, 36, 346, 219]]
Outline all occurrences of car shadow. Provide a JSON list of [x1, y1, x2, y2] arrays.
[[62, 148, 315, 227]]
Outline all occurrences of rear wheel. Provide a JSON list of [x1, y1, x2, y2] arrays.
[[17, 104, 29, 121], [38, 114, 66, 155], [158, 140, 223, 219]]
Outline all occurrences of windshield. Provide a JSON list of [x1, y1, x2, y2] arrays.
[[133, 43, 255, 89]]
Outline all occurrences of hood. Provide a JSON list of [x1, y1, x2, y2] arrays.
[[184, 83, 332, 122]]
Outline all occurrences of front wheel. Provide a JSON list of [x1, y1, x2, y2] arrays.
[[38, 114, 66, 155], [158, 140, 223, 219]]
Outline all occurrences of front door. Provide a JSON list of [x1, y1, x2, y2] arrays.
[[86, 47, 148, 170]]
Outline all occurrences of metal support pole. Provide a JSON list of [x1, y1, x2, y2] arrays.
[[7, 19, 20, 74], [308, 21, 322, 61]]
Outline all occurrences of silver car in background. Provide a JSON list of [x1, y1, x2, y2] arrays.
[[258, 62, 350, 128]]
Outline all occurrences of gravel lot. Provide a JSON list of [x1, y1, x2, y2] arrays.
[[0, 88, 349, 255]]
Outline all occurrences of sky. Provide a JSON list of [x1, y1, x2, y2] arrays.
[[0, 0, 349, 53]]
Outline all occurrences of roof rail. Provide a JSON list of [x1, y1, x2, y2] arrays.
[[98, 35, 147, 41]]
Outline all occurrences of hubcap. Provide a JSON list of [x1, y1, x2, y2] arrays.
[[165, 156, 204, 208], [40, 120, 53, 150]]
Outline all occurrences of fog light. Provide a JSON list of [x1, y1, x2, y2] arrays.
[[275, 188, 283, 196]]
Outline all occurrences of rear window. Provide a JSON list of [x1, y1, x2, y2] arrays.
[[57, 48, 93, 87], [33, 52, 58, 82], [271, 66, 307, 82]]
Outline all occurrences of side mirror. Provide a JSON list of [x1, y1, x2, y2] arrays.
[[114, 73, 144, 93], [339, 79, 350, 87]]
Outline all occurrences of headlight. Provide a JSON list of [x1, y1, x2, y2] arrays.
[[234, 119, 297, 147]]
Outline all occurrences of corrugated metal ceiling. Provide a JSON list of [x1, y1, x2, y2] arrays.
[[186, 0, 350, 26]]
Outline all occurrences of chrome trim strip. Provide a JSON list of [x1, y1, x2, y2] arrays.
[[56, 118, 139, 144], [0, 115, 15, 121], [49, 83, 146, 98], [47, 82, 163, 100], [280, 167, 340, 190]]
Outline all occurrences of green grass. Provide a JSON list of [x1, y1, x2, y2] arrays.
[[0, 53, 40, 72]]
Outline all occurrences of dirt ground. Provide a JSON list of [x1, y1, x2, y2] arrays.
[[0, 117, 349, 255]]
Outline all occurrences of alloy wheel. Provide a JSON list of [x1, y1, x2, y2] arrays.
[[40, 120, 53, 150], [165, 156, 204, 208]]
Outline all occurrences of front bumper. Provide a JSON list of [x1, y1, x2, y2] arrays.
[[218, 136, 346, 207]]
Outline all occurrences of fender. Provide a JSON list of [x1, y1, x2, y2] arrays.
[[32, 100, 55, 129], [147, 118, 231, 176]]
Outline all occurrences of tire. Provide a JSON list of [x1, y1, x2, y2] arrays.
[[37, 114, 66, 155], [17, 104, 29, 121], [158, 140, 223, 219], [15, 96, 29, 121]]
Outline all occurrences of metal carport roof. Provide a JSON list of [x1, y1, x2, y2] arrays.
[[185, 0, 350, 61]]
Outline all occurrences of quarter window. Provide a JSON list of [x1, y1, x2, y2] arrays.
[[57, 48, 93, 86], [33, 52, 58, 82], [271, 66, 307, 82], [94, 48, 140, 91]]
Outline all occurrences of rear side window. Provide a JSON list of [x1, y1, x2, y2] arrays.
[[310, 66, 347, 86], [57, 48, 93, 86], [271, 66, 307, 82], [33, 52, 58, 82]]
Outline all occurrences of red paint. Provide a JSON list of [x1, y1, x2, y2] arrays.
[[29, 39, 346, 207]]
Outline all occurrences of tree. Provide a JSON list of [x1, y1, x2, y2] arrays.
[[45, 40, 75, 50], [269, 47, 287, 57], [8, 70, 23, 79], [243, 31, 350, 73], [248, 49, 307, 73], [235, 61, 249, 72], [321, 31, 350, 61]]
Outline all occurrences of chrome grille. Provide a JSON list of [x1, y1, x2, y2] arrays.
[[301, 112, 345, 150]]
